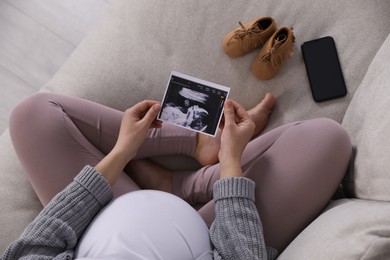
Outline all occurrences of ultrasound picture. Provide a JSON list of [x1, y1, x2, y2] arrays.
[[158, 72, 230, 136]]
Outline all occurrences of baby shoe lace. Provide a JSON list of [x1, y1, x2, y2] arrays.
[[227, 21, 264, 51], [258, 34, 288, 69]]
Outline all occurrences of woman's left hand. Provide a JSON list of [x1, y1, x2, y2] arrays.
[[218, 99, 255, 179]]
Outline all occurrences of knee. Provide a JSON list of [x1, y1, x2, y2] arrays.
[[304, 117, 352, 160], [311, 118, 351, 143], [9, 93, 58, 138]]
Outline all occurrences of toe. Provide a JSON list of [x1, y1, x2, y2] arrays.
[[262, 93, 277, 110]]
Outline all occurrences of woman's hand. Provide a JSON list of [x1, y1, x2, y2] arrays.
[[113, 100, 162, 159], [96, 100, 162, 185], [218, 99, 255, 179]]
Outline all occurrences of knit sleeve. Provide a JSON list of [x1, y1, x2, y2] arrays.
[[210, 177, 278, 260], [1, 165, 113, 260]]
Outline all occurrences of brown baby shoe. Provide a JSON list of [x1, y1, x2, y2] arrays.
[[251, 26, 295, 80], [222, 17, 277, 58]]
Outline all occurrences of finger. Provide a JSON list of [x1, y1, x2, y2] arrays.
[[140, 103, 161, 124], [223, 100, 236, 125], [132, 100, 160, 117], [229, 100, 250, 122], [129, 101, 159, 121]]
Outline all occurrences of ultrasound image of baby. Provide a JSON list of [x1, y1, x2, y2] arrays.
[[160, 88, 210, 132], [158, 71, 230, 136]]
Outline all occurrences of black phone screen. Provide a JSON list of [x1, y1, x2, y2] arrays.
[[301, 36, 347, 102]]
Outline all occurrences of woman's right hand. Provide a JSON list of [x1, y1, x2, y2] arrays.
[[113, 100, 162, 160], [96, 100, 162, 185], [218, 99, 255, 179]]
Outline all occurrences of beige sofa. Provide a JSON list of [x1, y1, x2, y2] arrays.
[[2, 0, 390, 258]]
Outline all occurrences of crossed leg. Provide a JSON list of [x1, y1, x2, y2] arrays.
[[9, 92, 274, 204]]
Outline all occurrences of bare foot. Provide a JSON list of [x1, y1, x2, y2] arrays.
[[194, 128, 223, 167], [128, 159, 173, 193], [195, 92, 276, 166], [248, 92, 276, 138]]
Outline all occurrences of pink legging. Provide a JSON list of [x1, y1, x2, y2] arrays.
[[9, 93, 352, 252]]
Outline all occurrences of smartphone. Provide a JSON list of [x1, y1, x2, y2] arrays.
[[301, 36, 347, 102]]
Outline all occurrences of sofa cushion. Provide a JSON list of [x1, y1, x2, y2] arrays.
[[42, 0, 390, 131], [0, 130, 42, 252], [342, 33, 390, 201], [278, 199, 390, 259]]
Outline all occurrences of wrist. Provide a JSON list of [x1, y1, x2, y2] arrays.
[[111, 144, 136, 163], [95, 148, 132, 186], [220, 160, 242, 179]]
